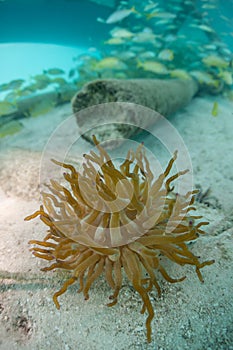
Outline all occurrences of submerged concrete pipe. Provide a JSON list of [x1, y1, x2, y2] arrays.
[[72, 78, 199, 145]]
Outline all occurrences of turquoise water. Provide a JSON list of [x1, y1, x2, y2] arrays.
[[0, 0, 232, 168], [0, 0, 232, 114], [0, 0, 108, 85], [0, 43, 87, 83], [0, 0, 110, 47], [0, 2, 233, 349]]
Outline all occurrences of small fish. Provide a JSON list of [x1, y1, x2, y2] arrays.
[[218, 71, 233, 85], [190, 24, 214, 33], [51, 77, 68, 85], [33, 74, 51, 82], [17, 88, 34, 97], [163, 34, 177, 42], [117, 51, 136, 60], [155, 19, 171, 26], [0, 83, 11, 92], [113, 72, 127, 79], [137, 60, 168, 74], [219, 48, 232, 56], [7, 79, 25, 90], [32, 80, 50, 90], [202, 4, 216, 9], [144, 3, 159, 12], [172, 5, 183, 11], [132, 31, 156, 43], [4, 91, 19, 103], [0, 101, 17, 116], [220, 15, 231, 23], [0, 80, 24, 92], [88, 47, 98, 53], [211, 102, 218, 117], [167, 24, 177, 30], [158, 49, 174, 61], [130, 46, 145, 53], [147, 11, 176, 20], [97, 17, 105, 23], [110, 27, 134, 38], [76, 54, 94, 63], [138, 51, 155, 59], [68, 68, 76, 78], [104, 37, 125, 45], [190, 71, 217, 86], [146, 11, 158, 20], [20, 84, 39, 94], [93, 57, 127, 70], [184, 0, 194, 5], [202, 55, 229, 68], [203, 44, 217, 51], [154, 12, 176, 19], [0, 120, 23, 138], [44, 68, 65, 75], [105, 7, 137, 24], [170, 69, 191, 80]]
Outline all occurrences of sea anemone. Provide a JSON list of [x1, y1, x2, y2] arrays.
[[25, 136, 214, 343]]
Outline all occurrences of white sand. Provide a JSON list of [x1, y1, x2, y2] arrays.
[[0, 97, 233, 350]]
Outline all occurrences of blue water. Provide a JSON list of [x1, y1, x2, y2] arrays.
[[0, 43, 87, 85], [0, 0, 110, 47], [0, 0, 232, 123], [0, 2, 233, 349], [0, 0, 232, 79]]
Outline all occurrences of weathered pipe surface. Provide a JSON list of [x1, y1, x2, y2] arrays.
[[72, 78, 199, 145]]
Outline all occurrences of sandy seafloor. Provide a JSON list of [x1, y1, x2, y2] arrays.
[[0, 95, 233, 350]]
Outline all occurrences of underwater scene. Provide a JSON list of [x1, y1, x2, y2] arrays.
[[0, 0, 233, 349]]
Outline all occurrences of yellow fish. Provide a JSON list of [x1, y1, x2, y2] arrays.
[[93, 57, 127, 70], [110, 27, 134, 38], [0, 120, 23, 138], [0, 101, 17, 116], [211, 102, 218, 117], [218, 70, 233, 85], [137, 60, 168, 74], [170, 69, 191, 80], [104, 37, 125, 45], [158, 49, 174, 61], [202, 55, 229, 68]]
